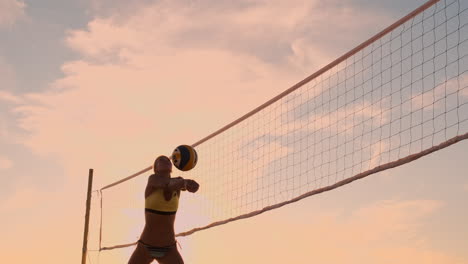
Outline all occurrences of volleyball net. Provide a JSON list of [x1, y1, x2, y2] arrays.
[[85, 0, 468, 257]]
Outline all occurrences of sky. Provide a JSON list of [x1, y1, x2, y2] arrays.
[[1, 0, 467, 263]]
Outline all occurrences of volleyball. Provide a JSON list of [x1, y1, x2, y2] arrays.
[[171, 145, 198, 171]]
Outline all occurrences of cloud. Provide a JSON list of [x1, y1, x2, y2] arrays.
[[66, 0, 396, 68], [186, 199, 467, 264], [411, 74, 468, 111], [306, 199, 463, 263], [345, 199, 442, 239], [0, 90, 23, 104], [0, 156, 13, 170], [0, 0, 26, 27], [0, 57, 17, 91], [0, 186, 42, 210]]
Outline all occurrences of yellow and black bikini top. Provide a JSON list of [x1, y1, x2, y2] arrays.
[[145, 187, 180, 215]]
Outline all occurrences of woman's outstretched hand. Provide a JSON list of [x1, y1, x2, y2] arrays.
[[185, 179, 199, 193]]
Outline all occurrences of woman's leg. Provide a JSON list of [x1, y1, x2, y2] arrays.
[[128, 243, 154, 264]]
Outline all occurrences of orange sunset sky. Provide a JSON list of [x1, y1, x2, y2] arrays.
[[1, 0, 468, 263]]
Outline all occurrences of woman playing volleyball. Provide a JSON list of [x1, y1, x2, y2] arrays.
[[128, 155, 200, 264]]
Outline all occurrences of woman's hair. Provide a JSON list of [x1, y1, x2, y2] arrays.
[[153, 155, 171, 173]]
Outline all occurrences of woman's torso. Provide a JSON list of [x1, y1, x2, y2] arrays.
[[140, 183, 180, 246]]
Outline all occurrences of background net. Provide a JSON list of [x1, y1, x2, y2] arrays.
[[88, 0, 468, 252]]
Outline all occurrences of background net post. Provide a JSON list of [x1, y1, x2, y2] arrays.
[[81, 169, 93, 264]]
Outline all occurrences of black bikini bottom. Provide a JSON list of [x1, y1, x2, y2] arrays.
[[138, 240, 177, 259]]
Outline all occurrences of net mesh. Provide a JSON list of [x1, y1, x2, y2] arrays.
[[88, 0, 468, 252]]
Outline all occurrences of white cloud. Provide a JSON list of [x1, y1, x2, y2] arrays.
[[0, 0, 26, 27], [0, 90, 23, 104], [0, 156, 13, 170]]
